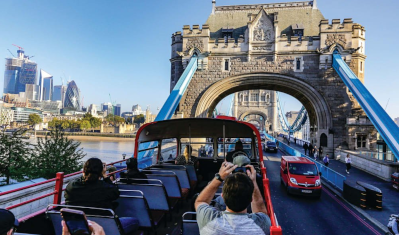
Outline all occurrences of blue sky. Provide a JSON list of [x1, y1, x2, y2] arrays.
[[0, 0, 398, 118]]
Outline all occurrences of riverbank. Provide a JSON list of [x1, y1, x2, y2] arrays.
[[36, 134, 135, 142]]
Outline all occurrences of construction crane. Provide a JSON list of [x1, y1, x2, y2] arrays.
[[12, 44, 23, 50], [7, 49, 15, 57]]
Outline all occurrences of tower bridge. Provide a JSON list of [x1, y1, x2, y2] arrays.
[[170, 0, 372, 154]]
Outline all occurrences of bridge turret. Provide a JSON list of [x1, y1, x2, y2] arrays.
[[170, 31, 184, 92]]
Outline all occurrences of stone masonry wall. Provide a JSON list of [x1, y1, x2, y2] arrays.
[[181, 54, 356, 149]]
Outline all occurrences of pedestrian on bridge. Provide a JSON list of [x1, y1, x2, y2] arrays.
[[314, 146, 318, 160], [308, 143, 314, 157], [323, 154, 330, 167], [345, 154, 352, 174], [303, 142, 308, 155], [319, 146, 323, 161]]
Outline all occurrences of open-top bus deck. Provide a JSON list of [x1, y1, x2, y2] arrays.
[[4, 118, 282, 235]]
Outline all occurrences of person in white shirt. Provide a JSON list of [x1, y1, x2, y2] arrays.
[[345, 154, 352, 174]]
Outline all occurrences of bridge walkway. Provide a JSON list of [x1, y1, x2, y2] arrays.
[[277, 137, 397, 228]]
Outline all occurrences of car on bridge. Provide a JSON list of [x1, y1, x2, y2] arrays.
[[264, 141, 278, 153], [280, 156, 322, 198]]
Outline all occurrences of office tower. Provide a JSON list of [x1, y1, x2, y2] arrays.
[[39, 70, 53, 101], [101, 102, 113, 115], [25, 84, 40, 101], [4, 49, 37, 94], [114, 104, 121, 116], [52, 85, 67, 107], [64, 80, 81, 110]]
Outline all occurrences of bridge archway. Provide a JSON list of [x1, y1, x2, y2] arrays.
[[239, 111, 268, 131], [194, 73, 333, 144]]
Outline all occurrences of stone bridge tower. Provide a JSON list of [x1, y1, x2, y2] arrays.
[[232, 90, 278, 133], [170, 0, 372, 154]]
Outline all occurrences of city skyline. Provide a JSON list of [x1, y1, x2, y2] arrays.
[[0, 0, 398, 118]]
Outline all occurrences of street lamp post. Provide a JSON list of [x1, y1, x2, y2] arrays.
[[122, 153, 126, 160]]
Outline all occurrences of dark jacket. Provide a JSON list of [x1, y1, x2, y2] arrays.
[[120, 170, 147, 180], [65, 176, 120, 209]]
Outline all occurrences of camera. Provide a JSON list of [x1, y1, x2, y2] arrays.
[[233, 166, 247, 173]]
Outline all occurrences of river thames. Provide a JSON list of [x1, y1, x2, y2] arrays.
[[31, 136, 135, 164]]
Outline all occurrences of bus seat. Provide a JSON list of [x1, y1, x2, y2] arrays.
[[45, 204, 136, 235], [148, 168, 191, 190], [117, 183, 171, 211], [182, 212, 200, 235], [143, 171, 182, 197], [152, 164, 197, 182], [115, 193, 163, 229]]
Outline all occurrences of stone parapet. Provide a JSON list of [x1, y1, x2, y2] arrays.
[[335, 149, 399, 181]]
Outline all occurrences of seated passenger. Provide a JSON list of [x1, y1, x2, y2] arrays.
[[0, 208, 18, 235], [65, 158, 120, 209], [175, 154, 187, 165], [213, 155, 264, 211], [175, 145, 198, 166], [195, 162, 271, 234], [120, 157, 147, 180], [225, 140, 244, 162]]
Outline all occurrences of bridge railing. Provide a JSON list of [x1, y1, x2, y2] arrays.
[[264, 132, 346, 191]]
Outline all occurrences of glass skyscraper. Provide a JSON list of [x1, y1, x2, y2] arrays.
[[39, 70, 53, 101], [114, 104, 121, 116], [3, 50, 37, 94], [64, 80, 81, 110], [52, 85, 67, 108], [16, 61, 37, 94]]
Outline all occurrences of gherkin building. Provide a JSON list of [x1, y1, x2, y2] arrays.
[[64, 80, 81, 110]]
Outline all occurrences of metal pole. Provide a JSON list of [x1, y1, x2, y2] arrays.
[[53, 172, 64, 204]]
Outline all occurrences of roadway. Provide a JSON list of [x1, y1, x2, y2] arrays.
[[263, 149, 384, 235]]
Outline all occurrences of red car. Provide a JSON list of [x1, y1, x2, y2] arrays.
[[280, 156, 322, 198]]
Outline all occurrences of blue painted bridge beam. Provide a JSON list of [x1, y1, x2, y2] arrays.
[[332, 51, 399, 161], [137, 55, 198, 166], [155, 55, 198, 121]]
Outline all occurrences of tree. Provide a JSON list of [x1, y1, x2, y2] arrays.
[[134, 114, 145, 124], [28, 114, 42, 136], [61, 120, 70, 130], [106, 114, 125, 126], [89, 117, 102, 132], [0, 129, 32, 184], [80, 120, 91, 132], [83, 112, 93, 119], [30, 127, 86, 179]]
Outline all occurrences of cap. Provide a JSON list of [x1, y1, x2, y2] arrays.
[[0, 209, 18, 234], [233, 155, 251, 167]]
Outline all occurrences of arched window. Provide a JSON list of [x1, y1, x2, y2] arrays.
[[320, 133, 328, 147]]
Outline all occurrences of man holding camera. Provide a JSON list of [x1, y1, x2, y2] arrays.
[[195, 159, 271, 234]]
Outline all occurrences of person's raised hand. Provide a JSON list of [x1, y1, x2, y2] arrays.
[[219, 161, 237, 180], [88, 220, 106, 235], [245, 165, 256, 183]]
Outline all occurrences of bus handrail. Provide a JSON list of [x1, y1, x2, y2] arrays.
[[260, 161, 283, 235], [3, 159, 128, 222]]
